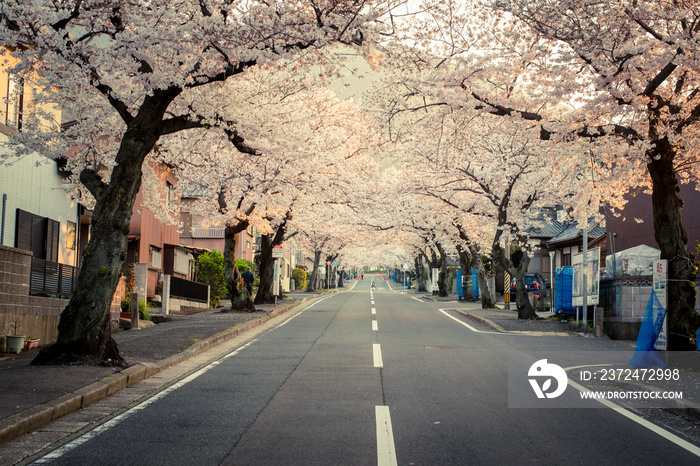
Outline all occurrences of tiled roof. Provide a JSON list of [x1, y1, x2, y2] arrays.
[[524, 210, 567, 238], [546, 219, 605, 246]]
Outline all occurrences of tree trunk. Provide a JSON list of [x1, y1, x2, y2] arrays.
[[255, 234, 276, 304], [468, 244, 495, 309], [306, 249, 322, 292], [337, 270, 344, 288], [648, 141, 699, 350], [255, 224, 286, 304], [436, 242, 449, 297], [414, 254, 427, 292], [32, 92, 179, 366], [492, 243, 537, 319], [224, 224, 255, 312], [457, 245, 477, 302]]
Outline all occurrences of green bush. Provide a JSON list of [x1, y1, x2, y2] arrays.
[[292, 267, 307, 290], [236, 258, 255, 275], [196, 250, 227, 307], [120, 296, 152, 321]]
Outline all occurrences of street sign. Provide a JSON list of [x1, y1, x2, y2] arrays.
[[326, 260, 331, 265], [272, 245, 284, 258]]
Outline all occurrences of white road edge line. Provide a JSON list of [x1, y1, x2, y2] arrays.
[[373, 343, 383, 368], [34, 339, 257, 463], [410, 296, 423, 302], [566, 378, 700, 458], [375, 406, 398, 466], [438, 309, 504, 334], [372, 320, 379, 331]]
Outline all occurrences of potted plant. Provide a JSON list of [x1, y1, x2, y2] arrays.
[[24, 335, 40, 351], [4, 315, 25, 354]]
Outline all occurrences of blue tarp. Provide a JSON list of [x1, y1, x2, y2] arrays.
[[629, 289, 666, 368], [457, 271, 464, 299], [472, 269, 479, 298], [555, 267, 576, 315]]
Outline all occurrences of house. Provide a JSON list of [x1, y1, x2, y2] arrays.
[[0, 50, 82, 348], [0, 51, 81, 295], [125, 162, 181, 300], [605, 184, 700, 256], [179, 194, 258, 265]]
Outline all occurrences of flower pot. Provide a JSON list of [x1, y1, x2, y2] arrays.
[[6, 335, 25, 354], [24, 339, 40, 351]]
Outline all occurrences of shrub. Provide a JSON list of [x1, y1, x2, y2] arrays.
[[292, 267, 307, 290], [196, 250, 227, 307], [236, 258, 255, 275]]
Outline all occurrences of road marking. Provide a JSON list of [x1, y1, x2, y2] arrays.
[[372, 307, 376, 315], [35, 340, 257, 463], [438, 309, 502, 334], [371, 300, 375, 305], [375, 406, 398, 466], [372, 320, 378, 331], [373, 343, 383, 368], [566, 379, 700, 458], [410, 296, 423, 302]]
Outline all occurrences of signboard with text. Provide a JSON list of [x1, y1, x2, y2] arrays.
[[653, 259, 668, 351], [572, 247, 601, 307], [272, 245, 284, 258]]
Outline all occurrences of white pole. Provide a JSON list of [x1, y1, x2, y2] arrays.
[[582, 223, 588, 329], [549, 251, 555, 313]]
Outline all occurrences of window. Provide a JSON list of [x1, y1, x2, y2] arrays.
[[149, 247, 162, 269], [2, 72, 24, 130], [246, 241, 251, 249], [562, 253, 571, 267], [15, 209, 59, 261], [165, 182, 176, 210], [66, 221, 76, 250]]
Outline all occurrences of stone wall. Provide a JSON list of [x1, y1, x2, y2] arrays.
[[0, 245, 66, 352]]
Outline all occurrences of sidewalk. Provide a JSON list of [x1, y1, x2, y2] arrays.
[[0, 290, 325, 445]]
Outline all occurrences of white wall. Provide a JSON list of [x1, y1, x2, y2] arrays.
[[0, 140, 79, 266]]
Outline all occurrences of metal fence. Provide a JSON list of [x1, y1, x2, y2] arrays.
[[30, 258, 78, 296], [169, 275, 208, 303]]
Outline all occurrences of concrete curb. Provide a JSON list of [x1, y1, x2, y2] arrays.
[[457, 310, 581, 337], [0, 294, 323, 445]]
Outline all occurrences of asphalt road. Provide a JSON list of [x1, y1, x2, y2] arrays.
[[27, 275, 700, 465]]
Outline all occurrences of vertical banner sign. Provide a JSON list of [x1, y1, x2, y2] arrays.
[[273, 260, 279, 296], [653, 260, 668, 351], [431, 267, 439, 293], [572, 247, 601, 307]]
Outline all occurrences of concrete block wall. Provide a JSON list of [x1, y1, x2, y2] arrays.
[[0, 245, 65, 352]]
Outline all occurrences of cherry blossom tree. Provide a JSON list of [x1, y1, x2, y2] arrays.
[[386, 0, 700, 347], [0, 0, 402, 365]]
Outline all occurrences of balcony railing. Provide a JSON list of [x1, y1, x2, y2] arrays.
[[30, 258, 78, 297]]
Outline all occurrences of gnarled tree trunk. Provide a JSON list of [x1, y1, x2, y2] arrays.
[[648, 140, 699, 350], [306, 249, 322, 292], [468, 244, 495, 309], [255, 224, 286, 304], [224, 223, 255, 312], [492, 243, 537, 319], [33, 91, 180, 366], [436, 242, 449, 297], [414, 254, 427, 292], [457, 244, 477, 302]]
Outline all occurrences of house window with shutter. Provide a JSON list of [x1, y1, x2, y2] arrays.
[[15, 209, 59, 261]]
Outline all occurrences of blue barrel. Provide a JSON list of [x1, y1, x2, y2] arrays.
[[472, 269, 479, 298]]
